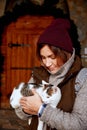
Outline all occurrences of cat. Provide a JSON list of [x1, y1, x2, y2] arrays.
[[10, 80, 61, 130]]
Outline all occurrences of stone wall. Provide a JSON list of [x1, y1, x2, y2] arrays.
[[67, 0, 87, 66], [0, 0, 6, 17]]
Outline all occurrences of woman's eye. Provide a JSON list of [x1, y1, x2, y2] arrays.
[[50, 55, 56, 59], [41, 56, 45, 60], [40, 54, 56, 60]]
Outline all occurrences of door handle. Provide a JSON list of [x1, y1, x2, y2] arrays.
[[8, 43, 30, 48]]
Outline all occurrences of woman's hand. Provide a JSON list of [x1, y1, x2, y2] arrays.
[[20, 89, 43, 115]]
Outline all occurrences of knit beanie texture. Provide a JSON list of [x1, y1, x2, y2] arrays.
[[37, 18, 73, 53]]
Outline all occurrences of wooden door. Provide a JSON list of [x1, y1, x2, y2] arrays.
[[1, 15, 54, 107]]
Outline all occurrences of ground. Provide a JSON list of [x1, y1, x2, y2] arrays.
[[0, 108, 29, 130]]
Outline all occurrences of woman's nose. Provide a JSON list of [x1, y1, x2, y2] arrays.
[[45, 59, 52, 67]]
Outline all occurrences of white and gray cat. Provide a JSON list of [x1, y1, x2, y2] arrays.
[[10, 80, 61, 130]]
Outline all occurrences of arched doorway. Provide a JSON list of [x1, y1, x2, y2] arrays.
[[1, 15, 54, 107]]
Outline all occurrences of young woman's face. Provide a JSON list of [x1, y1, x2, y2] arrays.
[[40, 45, 65, 74]]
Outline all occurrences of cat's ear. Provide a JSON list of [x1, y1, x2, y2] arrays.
[[42, 80, 48, 85], [42, 80, 49, 89], [19, 82, 25, 90]]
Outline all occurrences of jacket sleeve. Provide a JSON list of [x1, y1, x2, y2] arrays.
[[15, 106, 31, 120], [40, 69, 87, 130]]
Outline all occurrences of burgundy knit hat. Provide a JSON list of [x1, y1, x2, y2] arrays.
[[37, 18, 73, 53]]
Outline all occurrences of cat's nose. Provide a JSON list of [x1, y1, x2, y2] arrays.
[[54, 87, 58, 92]]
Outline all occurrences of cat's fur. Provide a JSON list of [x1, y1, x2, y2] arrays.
[[10, 81, 61, 130]]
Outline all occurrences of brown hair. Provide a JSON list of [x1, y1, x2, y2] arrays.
[[36, 43, 71, 63]]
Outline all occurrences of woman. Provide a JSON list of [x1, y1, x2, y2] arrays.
[[16, 18, 87, 130]]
